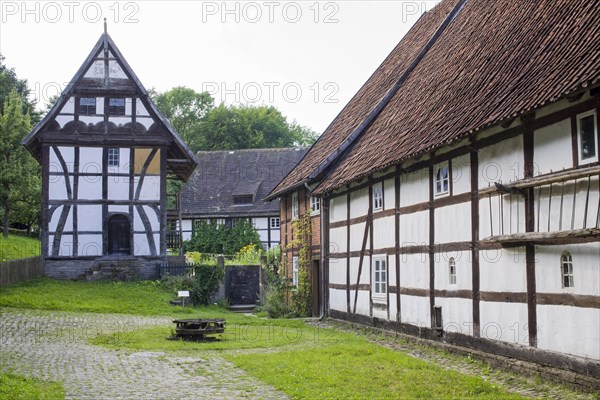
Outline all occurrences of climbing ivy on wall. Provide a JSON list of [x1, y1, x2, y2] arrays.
[[288, 212, 312, 317]]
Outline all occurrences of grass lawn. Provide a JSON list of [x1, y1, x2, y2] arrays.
[[224, 338, 521, 399], [0, 235, 40, 262], [0, 278, 196, 315], [0, 372, 64, 400], [1, 279, 529, 399]]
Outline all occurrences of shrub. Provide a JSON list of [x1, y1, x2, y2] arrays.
[[265, 245, 281, 267], [160, 274, 195, 295], [184, 219, 262, 255], [258, 265, 292, 318], [191, 264, 224, 305], [234, 244, 262, 265]]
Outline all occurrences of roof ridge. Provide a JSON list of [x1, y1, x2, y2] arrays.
[[265, 0, 467, 201], [196, 147, 308, 155]]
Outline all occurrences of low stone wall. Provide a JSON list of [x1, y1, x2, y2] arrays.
[[0, 256, 44, 286], [45, 256, 166, 280]]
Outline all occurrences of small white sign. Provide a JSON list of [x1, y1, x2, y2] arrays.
[[178, 291, 190, 297]]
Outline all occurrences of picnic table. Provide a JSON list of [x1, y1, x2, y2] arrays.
[[172, 318, 226, 340]]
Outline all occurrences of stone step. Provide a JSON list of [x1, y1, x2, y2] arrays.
[[228, 304, 257, 313]]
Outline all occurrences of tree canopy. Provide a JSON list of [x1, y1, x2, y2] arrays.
[[152, 86, 214, 151], [152, 87, 317, 152], [0, 90, 37, 237], [0, 54, 39, 123]]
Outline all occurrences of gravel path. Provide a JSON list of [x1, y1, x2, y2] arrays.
[[0, 308, 286, 400]]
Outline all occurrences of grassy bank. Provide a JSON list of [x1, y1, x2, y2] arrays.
[[0, 278, 192, 315], [0, 235, 40, 262]]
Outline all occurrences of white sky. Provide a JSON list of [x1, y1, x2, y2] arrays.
[[0, 1, 439, 134]]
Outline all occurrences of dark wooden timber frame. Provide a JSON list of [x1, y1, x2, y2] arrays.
[[320, 93, 600, 364]]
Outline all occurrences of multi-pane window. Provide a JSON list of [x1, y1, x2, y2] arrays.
[[270, 217, 280, 229], [108, 148, 120, 167], [449, 257, 457, 285], [577, 111, 598, 163], [291, 192, 299, 220], [311, 196, 321, 214], [372, 256, 387, 299], [292, 256, 299, 286], [108, 98, 126, 115], [435, 164, 450, 196], [373, 183, 383, 210], [79, 97, 96, 115], [561, 252, 574, 288]]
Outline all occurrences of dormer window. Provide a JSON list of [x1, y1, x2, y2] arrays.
[[233, 195, 253, 205], [108, 98, 126, 116], [79, 97, 96, 115]]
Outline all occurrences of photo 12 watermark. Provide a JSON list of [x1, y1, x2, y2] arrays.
[[199, 1, 340, 24], [201, 81, 340, 105], [1, 1, 140, 24]]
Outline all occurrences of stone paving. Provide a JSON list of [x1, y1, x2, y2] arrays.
[[0, 308, 286, 399]]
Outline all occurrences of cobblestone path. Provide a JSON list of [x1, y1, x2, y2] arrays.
[[0, 308, 286, 399]]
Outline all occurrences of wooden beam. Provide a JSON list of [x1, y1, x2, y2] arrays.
[[481, 228, 600, 245], [480, 165, 600, 195]]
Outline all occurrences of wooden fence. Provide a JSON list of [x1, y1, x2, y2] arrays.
[[156, 263, 197, 279], [0, 256, 44, 286]]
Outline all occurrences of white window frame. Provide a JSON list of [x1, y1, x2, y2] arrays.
[[435, 163, 450, 197], [372, 182, 383, 211], [79, 97, 96, 115], [449, 257, 457, 285], [372, 256, 387, 302], [108, 148, 120, 167], [561, 251, 574, 288], [311, 196, 321, 214], [576, 110, 598, 164], [291, 192, 299, 220], [270, 217, 280, 229], [292, 256, 299, 286]]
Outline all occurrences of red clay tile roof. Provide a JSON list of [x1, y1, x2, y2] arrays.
[[274, 0, 600, 197], [314, 0, 600, 194], [266, 0, 457, 199]]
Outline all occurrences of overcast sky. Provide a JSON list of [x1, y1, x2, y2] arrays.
[[0, 1, 440, 134]]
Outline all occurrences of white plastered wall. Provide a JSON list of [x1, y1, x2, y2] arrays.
[[478, 135, 524, 190], [533, 119, 573, 175], [400, 169, 429, 207]]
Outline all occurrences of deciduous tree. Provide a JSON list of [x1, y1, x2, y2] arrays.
[[0, 90, 33, 237]]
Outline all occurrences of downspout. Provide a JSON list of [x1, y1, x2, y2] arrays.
[[319, 195, 327, 320]]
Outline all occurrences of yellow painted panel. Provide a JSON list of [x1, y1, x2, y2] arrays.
[[134, 148, 160, 175]]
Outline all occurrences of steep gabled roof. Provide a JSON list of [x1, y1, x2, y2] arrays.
[[266, 0, 460, 200], [313, 0, 600, 194], [180, 147, 308, 218], [22, 31, 198, 180]]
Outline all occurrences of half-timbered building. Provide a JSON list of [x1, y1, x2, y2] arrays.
[[22, 28, 197, 280], [177, 147, 307, 249], [271, 0, 600, 381]]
